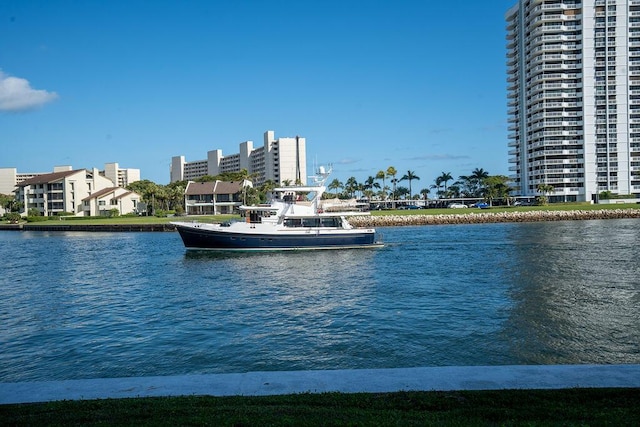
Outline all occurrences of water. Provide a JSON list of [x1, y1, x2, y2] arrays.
[[1, 219, 639, 382]]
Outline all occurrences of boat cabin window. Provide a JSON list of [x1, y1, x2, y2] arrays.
[[301, 218, 320, 227], [321, 217, 341, 227], [246, 210, 278, 223], [248, 211, 261, 223], [283, 217, 342, 228], [284, 218, 302, 227]]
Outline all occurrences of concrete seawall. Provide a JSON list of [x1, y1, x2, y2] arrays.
[[0, 223, 177, 232], [348, 208, 640, 227]]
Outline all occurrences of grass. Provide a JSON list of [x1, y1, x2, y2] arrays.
[[1, 388, 639, 426], [9, 203, 640, 227]]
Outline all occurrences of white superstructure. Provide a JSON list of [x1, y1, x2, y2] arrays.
[[507, 0, 640, 201]]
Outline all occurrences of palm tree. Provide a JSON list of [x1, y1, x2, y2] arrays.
[[420, 188, 430, 204], [433, 178, 443, 198], [345, 176, 358, 198], [363, 176, 380, 198], [470, 168, 490, 197], [400, 170, 420, 199], [438, 172, 453, 194], [375, 170, 386, 199], [386, 166, 397, 208], [536, 183, 554, 205], [328, 179, 343, 197], [396, 186, 410, 199]]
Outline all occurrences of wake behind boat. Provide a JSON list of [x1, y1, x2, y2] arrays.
[[172, 167, 383, 251]]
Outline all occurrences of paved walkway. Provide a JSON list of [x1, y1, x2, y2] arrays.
[[1, 364, 639, 405]]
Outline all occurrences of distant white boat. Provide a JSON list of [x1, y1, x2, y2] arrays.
[[172, 167, 383, 251]]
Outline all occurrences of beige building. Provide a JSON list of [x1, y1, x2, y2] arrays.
[[16, 168, 141, 217], [82, 187, 141, 216], [1, 163, 140, 196], [171, 130, 307, 186], [100, 162, 141, 188]]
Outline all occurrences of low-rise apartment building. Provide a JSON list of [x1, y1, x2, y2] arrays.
[[15, 168, 141, 217], [0, 163, 140, 195]]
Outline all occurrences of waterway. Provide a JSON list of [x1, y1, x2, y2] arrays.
[[1, 219, 638, 382]]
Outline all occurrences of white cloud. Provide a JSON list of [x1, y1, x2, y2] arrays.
[[0, 70, 58, 112]]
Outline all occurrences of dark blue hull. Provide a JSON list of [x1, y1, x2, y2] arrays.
[[175, 224, 381, 250]]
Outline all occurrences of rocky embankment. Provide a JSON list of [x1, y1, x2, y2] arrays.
[[347, 208, 640, 227]]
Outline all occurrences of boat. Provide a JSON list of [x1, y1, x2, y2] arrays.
[[171, 167, 383, 251]]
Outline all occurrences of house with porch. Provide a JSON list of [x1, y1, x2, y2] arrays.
[[82, 187, 141, 216], [184, 180, 251, 215]]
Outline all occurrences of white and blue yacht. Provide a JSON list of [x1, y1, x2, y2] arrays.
[[172, 167, 383, 251]]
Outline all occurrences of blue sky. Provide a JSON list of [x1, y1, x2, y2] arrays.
[[1, 0, 516, 189]]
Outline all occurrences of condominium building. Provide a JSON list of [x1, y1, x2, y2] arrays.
[[100, 162, 140, 188], [0, 163, 140, 195], [15, 168, 141, 217], [170, 130, 307, 186], [506, 0, 640, 202]]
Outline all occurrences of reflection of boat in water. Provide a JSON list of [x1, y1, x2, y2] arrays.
[[172, 167, 384, 251]]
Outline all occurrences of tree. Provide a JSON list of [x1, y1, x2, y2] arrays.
[[363, 176, 380, 197], [258, 180, 277, 203], [344, 177, 358, 198], [0, 193, 18, 213], [536, 183, 554, 206], [484, 175, 511, 206], [438, 172, 453, 194], [420, 188, 430, 202], [400, 171, 420, 199], [328, 179, 343, 196], [165, 181, 186, 211], [396, 186, 410, 199], [375, 170, 386, 200], [127, 180, 160, 215], [243, 184, 260, 206], [447, 183, 462, 199], [386, 167, 397, 208], [471, 168, 490, 197]]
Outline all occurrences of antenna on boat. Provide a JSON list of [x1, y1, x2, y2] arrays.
[[308, 164, 331, 186]]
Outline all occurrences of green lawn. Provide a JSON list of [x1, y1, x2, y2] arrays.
[[1, 388, 638, 426], [5, 203, 640, 226]]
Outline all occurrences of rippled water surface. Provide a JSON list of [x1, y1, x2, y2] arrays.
[[1, 219, 639, 382]]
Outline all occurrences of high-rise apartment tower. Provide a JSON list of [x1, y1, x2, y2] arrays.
[[507, 0, 640, 201]]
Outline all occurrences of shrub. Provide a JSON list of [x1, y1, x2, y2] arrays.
[[5, 212, 21, 223], [27, 216, 49, 222], [535, 195, 548, 206], [599, 191, 613, 200]]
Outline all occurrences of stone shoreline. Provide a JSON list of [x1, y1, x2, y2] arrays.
[[347, 208, 640, 227]]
